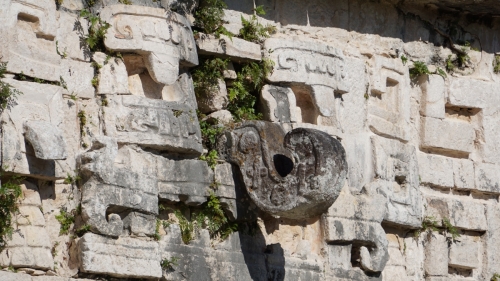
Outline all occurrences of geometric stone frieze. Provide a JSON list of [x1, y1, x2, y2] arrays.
[[368, 55, 410, 142], [0, 0, 60, 81], [101, 5, 198, 86], [264, 38, 349, 117], [226, 121, 347, 219], [104, 95, 203, 154]]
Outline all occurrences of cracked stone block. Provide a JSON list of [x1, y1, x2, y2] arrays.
[[79, 233, 162, 279], [419, 74, 445, 119], [425, 196, 487, 231], [60, 59, 95, 99], [260, 85, 299, 123], [93, 52, 130, 95], [417, 152, 454, 188], [196, 33, 262, 61]]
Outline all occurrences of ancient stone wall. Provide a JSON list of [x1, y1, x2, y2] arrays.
[[0, 0, 499, 280]]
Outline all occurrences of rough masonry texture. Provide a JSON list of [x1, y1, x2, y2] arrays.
[[0, 0, 499, 280]]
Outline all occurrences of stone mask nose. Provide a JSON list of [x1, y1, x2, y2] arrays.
[[226, 121, 348, 220]]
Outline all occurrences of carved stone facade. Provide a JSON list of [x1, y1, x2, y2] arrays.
[[0, 0, 500, 280]]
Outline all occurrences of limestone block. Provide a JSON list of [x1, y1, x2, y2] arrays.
[[481, 106, 500, 164], [475, 162, 500, 194], [0, 271, 32, 281], [79, 137, 159, 237], [448, 77, 497, 109], [60, 59, 95, 99], [419, 74, 445, 119], [425, 196, 487, 231], [371, 135, 422, 228], [485, 204, 500, 278], [448, 238, 479, 269], [264, 38, 349, 117], [104, 95, 203, 154], [223, 61, 237, 79], [56, 11, 89, 61], [328, 245, 352, 271], [59, 0, 85, 11], [100, 5, 198, 86], [424, 233, 448, 276], [420, 117, 475, 156], [17, 206, 45, 226], [157, 159, 213, 205], [79, 233, 162, 278], [368, 55, 410, 141], [93, 52, 129, 95], [1, 79, 69, 179], [226, 121, 347, 219], [197, 79, 228, 114], [206, 110, 233, 125], [417, 152, 454, 188], [260, 85, 299, 123], [222, 9, 278, 36], [23, 121, 67, 160], [453, 159, 475, 190], [196, 33, 262, 61], [0, 0, 60, 81]]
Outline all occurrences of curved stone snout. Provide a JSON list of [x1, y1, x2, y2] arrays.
[[226, 121, 347, 219]]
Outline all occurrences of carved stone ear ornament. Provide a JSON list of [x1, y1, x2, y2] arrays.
[[225, 121, 347, 219]]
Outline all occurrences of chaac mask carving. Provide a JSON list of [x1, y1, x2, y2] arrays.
[[224, 121, 347, 219]]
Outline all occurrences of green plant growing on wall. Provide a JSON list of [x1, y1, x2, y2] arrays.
[[238, 5, 276, 43], [492, 273, 500, 281], [78, 110, 87, 137], [79, 9, 111, 52], [400, 55, 408, 66], [161, 256, 180, 271], [55, 209, 75, 235], [0, 173, 24, 249], [0, 62, 23, 113], [63, 172, 81, 185], [194, 0, 232, 38], [118, 0, 132, 4], [409, 61, 430, 79], [414, 216, 461, 243], [193, 57, 229, 97], [494, 55, 500, 74], [75, 224, 91, 237]]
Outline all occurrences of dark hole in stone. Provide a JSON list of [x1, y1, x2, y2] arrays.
[[273, 154, 294, 177]]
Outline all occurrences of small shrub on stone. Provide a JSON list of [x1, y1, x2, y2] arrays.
[[0, 62, 22, 114], [79, 9, 111, 52], [414, 216, 461, 242], [238, 6, 276, 43], [494, 55, 500, 74], [0, 173, 23, 249], [194, 0, 232, 38], [492, 273, 500, 281], [161, 256, 179, 271], [409, 61, 430, 79], [55, 209, 75, 235]]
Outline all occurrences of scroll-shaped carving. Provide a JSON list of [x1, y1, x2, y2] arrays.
[[79, 137, 158, 237], [264, 39, 349, 117], [100, 5, 198, 86], [225, 121, 347, 219]]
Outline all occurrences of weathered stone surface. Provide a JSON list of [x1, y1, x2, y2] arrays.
[[424, 233, 448, 276], [325, 191, 389, 273], [79, 233, 162, 278], [93, 52, 130, 95], [260, 85, 299, 123], [23, 121, 67, 160], [206, 110, 233, 125], [1, 79, 70, 179], [104, 95, 203, 154], [453, 159, 475, 190], [448, 237, 479, 269], [56, 12, 89, 61], [79, 137, 158, 236], [225, 121, 347, 219], [264, 38, 349, 117], [196, 33, 262, 61], [101, 5, 198, 86], [371, 136, 422, 228], [368, 55, 410, 141], [474, 162, 500, 194], [0, 0, 60, 81], [60, 59, 95, 99], [419, 74, 445, 119], [420, 116, 475, 156], [196, 79, 228, 114], [417, 152, 454, 188], [425, 196, 487, 231]]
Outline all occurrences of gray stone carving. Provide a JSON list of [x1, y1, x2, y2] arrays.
[[103, 95, 203, 154], [23, 121, 67, 160], [79, 137, 158, 237], [224, 121, 347, 219]]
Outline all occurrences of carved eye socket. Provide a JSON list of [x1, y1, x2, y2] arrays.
[[239, 131, 259, 153], [273, 154, 294, 177]]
